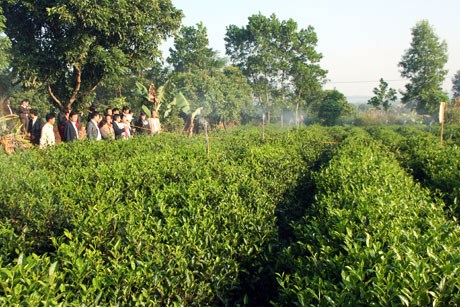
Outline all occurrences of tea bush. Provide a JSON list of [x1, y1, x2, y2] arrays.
[[0, 126, 338, 305], [275, 128, 460, 306], [368, 126, 460, 219]]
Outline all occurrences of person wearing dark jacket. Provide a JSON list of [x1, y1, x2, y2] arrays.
[[63, 111, 79, 142], [57, 107, 70, 141], [134, 112, 150, 135], [112, 114, 124, 139], [28, 109, 44, 145]]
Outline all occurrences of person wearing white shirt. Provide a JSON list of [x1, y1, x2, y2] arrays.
[[148, 109, 161, 135], [40, 113, 56, 149]]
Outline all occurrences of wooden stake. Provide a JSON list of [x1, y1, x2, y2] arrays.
[[205, 121, 210, 156], [262, 112, 265, 141], [439, 102, 445, 147]]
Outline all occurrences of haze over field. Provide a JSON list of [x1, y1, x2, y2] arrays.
[[168, 0, 460, 99]]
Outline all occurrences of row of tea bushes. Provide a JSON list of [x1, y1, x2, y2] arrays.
[[0, 126, 339, 305], [275, 128, 460, 306], [367, 126, 460, 219]]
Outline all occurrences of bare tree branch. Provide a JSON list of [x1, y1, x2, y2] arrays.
[[47, 84, 63, 110]]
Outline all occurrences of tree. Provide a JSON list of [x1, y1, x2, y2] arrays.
[[208, 66, 254, 127], [317, 89, 352, 126], [399, 20, 448, 114], [291, 55, 326, 125], [167, 22, 224, 73], [225, 13, 326, 123], [1, 0, 183, 110], [168, 23, 253, 128], [368, 78, 397, 111], [452, 70, 460, 99]]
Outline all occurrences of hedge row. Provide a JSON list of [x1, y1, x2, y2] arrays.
[[368, 126, 460, 219], [0, 126, 338, 305], [275, 128, 460, 306]]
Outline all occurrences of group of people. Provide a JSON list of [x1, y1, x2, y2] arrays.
[[57, 106, 161, 143], [2, 98, 161, 149]]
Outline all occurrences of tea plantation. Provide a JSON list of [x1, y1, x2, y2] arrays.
[[0, 126, 459, 306]]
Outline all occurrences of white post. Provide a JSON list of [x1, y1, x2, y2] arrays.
[[439, 101, 446, 147]]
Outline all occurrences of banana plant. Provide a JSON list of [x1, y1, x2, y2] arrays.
[[133, 81, 170, 117], [165, 92, 202, 137]]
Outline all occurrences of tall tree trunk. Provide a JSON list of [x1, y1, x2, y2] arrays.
[[67, 65, 82, 108]]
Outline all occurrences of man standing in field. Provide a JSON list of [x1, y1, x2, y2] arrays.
[[40, 113, 56, 149], [86, 111, 102, 141], [64, 111, 79, 142], [28, 109, 44, 145]]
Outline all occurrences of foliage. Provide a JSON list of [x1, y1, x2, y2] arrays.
[[275, 129, 460, 305], [1, 0, 183, 110], [171, 68, 253, 129], [399, 20, 449, 115], [225, 13, 326, 123], [2, 125, 460, 305], [0, 34, 10, 73], [370, 126, 460, 219], [134, 80, 170, 116], [367, 78, 398, 111], [452, 70, 460, 99], [167, 23, 254, 128], [316, 89, 352, 126], [0, 126, 338, 305], [167, 22, 224, 73], [445, 97, 460, 124]]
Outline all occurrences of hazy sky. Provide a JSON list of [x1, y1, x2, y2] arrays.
[[167, 0, 460, 98]]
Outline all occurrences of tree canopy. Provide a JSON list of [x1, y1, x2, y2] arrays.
[[225, 13, 326, 123], [1, 0, 183, 110], [317, 89, 352, 126], [168, 23, 253, 127], [399, 20, 448, 114], [368, 78, 397, 111], [167, 22, 224, 73], [452, 70, 460, 99], [0, 6, 10, 72]]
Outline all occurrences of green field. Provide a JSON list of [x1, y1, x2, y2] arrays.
[[1, 126, 459, 306]]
